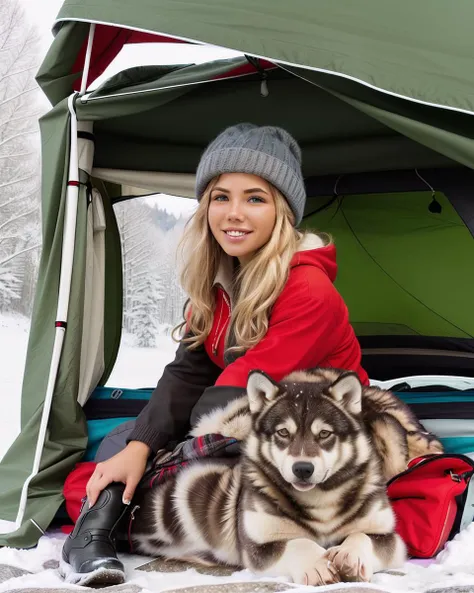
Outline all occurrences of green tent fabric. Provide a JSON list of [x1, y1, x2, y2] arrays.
[[41, 0, 474, 113], [36, 1, 474, 173], [305, 191, 474, 338], [0, 100, 89, 546], [0, 1, 473, 548], [77, 64, 459, 176]]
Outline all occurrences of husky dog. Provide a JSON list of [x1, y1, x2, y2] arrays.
[[194, 368, 444, 481], [131, 369, 443, 586]]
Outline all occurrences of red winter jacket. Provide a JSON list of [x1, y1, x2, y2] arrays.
[[128, 235, 368, 453], [207, 240, 368, 387]]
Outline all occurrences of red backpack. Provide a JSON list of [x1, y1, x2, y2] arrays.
[[387, 454, 474, 558], [62, 462, 96, 532]]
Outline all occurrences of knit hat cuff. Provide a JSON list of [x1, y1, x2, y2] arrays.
[[196, 147, 305, 225]]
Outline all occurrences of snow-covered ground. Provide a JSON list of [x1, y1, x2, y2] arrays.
[[0, 312, 179, 462], [0, 313, 29, 461], [3, 524, 474, 593], [105, 332, 179, 389]]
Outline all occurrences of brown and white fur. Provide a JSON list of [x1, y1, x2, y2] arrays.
[[193, 368, 444, 481], [131, 368, 443, 586]]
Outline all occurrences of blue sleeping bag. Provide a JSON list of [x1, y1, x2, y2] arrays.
[[83, 386, 153, 461], [395, 388, 474, 456], [83, 383, 474, 461]]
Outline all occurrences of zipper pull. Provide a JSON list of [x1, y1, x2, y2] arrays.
[[128, 504, 140, 553], [130, 504, 140, 520]]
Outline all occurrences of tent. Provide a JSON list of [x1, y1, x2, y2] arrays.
[[0, 0, 473, 548]]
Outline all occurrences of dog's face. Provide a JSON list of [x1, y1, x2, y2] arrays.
[[245, 370, 368, 492]]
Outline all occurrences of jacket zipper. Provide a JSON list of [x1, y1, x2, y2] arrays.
[[212, 290, 231, 357]]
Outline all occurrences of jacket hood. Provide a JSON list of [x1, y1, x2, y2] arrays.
[[290, 233, 338, 283]]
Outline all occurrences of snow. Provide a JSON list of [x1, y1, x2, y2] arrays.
[[0, 313, 29, 461], [3, 528, 474, 592], [107, 333, 179, 389], [0, 532, 294, 593], [0, 312, 179, 462]]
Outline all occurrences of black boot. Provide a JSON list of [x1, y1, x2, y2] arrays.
[[61, 482, 130, 586]]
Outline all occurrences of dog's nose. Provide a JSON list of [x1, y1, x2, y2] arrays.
[[292, 461, 314, 481]]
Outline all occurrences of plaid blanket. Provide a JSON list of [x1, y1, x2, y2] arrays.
[[140, 434, 240, 489]]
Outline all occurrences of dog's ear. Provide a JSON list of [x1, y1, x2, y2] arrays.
[[247, 370, 280, 413], [328, 372, 362, 415]]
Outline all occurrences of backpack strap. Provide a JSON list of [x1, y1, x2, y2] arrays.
[[460, 475, 474, 531]]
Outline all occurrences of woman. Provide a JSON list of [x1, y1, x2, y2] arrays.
[[62, 123, 368, 580]]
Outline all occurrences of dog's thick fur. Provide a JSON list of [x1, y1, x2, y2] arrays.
[[131, 368, 443, 586]]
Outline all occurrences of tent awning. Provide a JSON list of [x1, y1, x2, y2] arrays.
[[92, 169, 196, 198], [39, 0, 474, 115], [71, 60, 471, 177]]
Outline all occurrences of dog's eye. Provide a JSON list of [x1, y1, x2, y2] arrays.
[[276, 428, 290, 438], [319, 430, 332, 439]]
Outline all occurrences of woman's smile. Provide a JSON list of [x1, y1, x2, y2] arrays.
[[222, 228, 253, 242]]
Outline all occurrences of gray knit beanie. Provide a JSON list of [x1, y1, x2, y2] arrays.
[[195, 123, 306, 226]]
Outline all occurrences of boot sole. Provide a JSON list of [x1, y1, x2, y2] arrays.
[[59, 557, 125, 587]]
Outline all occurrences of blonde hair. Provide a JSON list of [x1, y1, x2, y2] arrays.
[[173, 179, 310, 352]]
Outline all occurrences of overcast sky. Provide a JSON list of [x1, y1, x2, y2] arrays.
[[18, 0, 239, 73], [19, 0, 62, 53], [17, 0, 238, 217]]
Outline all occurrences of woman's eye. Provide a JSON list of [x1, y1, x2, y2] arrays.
[[213, 194, 228, 201], [277, 428, 290, 438], [319, 430, 332, 440], [248, 196, 264, 203]]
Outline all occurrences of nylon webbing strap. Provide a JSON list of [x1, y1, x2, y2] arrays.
[[77, 131, 95, 143], [460, 476, 474, 530]]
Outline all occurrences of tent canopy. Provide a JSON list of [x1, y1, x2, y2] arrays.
[[40, 0, 474, 115], [84, 63, 459, 179]]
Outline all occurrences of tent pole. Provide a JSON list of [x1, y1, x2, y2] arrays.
[[79, 23, 96, 96], [14, 94, 80, 532]]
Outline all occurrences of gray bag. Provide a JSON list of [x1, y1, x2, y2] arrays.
[[94, 420, 136, 462]]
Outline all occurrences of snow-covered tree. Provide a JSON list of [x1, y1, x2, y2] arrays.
[[115, 198, 170, 345], [130, 272, 165, 347], [115, 198, 190, 345], [156, 222, 188, 328], [0, 0, 42, 314], [115, 200, 156, 333]]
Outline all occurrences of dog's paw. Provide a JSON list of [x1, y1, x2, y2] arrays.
[[326, 546, 373, 582], [293, 557, 340, 586]]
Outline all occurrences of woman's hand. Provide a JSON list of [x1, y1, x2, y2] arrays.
[[86, 440, 151, 507]]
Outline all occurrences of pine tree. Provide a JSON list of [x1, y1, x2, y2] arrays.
[[115, 197, 191, 342], [131, 273, 164, 347]]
